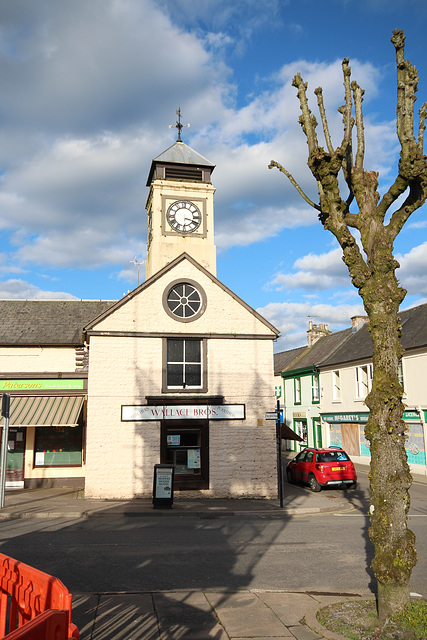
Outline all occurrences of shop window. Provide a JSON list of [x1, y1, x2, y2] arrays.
[[355, 364, 373, 399], [34, 425, 83, 467], [163, 338, 207, 391], [294, 420, 307, 447], [333, 370, 341, 401], [294, 377, 301, 405], [312, 374, 320, 403]]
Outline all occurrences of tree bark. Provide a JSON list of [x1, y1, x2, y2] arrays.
[[269, 30, 427, 622]]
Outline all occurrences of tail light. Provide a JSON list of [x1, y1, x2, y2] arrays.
[[315, 464, 324, 471]]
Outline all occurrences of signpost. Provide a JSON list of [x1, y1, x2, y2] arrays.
[[275, 397, 283, 508], [0, 393, 11, 509]]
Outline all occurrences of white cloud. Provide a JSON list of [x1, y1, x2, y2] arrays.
[[268, 248, 350, 292], [258, 300, 365, 351], [397, 242, 427, 296], [0, 0, 421, 308], [0, 279, 77, 300]]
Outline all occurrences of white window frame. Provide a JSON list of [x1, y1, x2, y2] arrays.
[[355, 364, 373, 399], [312, 374, 320, 403], [332, 370, 341, 402], [294, 377, 301, 405]]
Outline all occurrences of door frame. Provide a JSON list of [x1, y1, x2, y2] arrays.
[[160, 419, 209, 490]]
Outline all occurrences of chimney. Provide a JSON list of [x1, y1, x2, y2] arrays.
[[307, 321, 332, 347], [351, 316, 369, 332]]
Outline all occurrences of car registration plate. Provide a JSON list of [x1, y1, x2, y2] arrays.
[[332, 466, 345, 471]]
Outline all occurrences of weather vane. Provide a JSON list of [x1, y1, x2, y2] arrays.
[[169, 108, 190, 142]]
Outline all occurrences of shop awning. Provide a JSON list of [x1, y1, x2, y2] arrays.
[[281, 424, 303, 441], [9, 396, 84, 427]]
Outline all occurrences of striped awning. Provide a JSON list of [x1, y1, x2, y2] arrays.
[[9, 396, 84, 427]]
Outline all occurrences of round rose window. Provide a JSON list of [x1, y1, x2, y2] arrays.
[[166, 283, 203, 319]]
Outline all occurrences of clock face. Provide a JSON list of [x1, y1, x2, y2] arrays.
[[166, 200, 202, 233]]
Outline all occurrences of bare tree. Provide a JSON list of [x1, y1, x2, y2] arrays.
[[270, 30, 427, 621]]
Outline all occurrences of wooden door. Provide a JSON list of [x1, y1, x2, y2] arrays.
[[341, 423, 360, 456]]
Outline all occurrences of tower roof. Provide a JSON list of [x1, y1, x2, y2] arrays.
[[146, 141, 215, 186]]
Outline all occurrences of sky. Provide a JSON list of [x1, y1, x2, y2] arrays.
[[1, 0, 427, 352]]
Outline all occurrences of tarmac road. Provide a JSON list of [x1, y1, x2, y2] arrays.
[[0, 466, 426, 598]]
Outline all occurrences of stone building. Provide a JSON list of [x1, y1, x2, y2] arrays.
[[1, 135, 280, 498]]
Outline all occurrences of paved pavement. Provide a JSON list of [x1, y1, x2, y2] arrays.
[[1, 462, 425, 639]]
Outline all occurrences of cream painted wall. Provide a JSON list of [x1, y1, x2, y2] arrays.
[[0, 346, 76, 372], [146, 179, 216, 278], [85, 333, 277, 499]]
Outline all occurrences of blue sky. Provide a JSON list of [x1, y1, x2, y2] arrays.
[[1, 0, 427, 351]]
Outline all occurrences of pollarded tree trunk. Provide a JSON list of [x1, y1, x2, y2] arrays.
[[269, 30, 427, 621]]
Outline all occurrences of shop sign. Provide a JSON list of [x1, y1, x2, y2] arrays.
[[293, 411, 306, 419], [403, 410, 422, 421], [0, 379, 84, 391], [122, 404, 245, 421], [322, 410, 422, 424], [321, 412, 369, 423]]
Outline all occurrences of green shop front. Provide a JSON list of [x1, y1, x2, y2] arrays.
[[321, 410, 427, 473], [0, 379, 86, 488]]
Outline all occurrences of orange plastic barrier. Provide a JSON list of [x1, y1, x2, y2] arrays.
[[0, 554, 79, 639], [2, 610, 69, 640]]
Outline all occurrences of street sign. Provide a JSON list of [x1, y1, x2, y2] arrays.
[[265, 410, 284, 422]]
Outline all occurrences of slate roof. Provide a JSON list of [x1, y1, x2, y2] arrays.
[[274, 302, 427, 374], [317, 303, 427, 369], [274, 347, 306, 375], [0, 300, 115, 346], [152, 141, 214, 167]]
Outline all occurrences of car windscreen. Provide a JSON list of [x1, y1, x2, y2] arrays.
[[317, 451, 350, 463]]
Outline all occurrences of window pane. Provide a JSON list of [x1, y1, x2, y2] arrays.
[[168, 339, 183, 361], [34, 426, 83, 467], [167, 364, 183, 386], [185, 340, 201, 362], [185, 364, 201, 386]]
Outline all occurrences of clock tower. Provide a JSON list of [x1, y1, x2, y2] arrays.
[[145, 125, 217, 279]]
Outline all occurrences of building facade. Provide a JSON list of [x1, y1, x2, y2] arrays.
[[275, 309, 427, 476], [1, 137, 280, 498]]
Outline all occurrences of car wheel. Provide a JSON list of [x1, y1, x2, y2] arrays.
[[309, 474, 321, 492], [286, 468, 295, 484]]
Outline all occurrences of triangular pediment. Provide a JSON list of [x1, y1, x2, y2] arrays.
[[84, 253, 279, 338]]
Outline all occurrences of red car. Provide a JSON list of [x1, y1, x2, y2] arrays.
[[286, 447, 357, 492]]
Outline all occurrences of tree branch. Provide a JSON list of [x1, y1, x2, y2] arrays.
[[352, 81, 365, 169], [292, 73, 319, 154], [387, 178, 427, 239], [314, 87, 334, 155], [268, 160, 321, 211], [391, 29, 417, 157], [418, 102, 427, 151]]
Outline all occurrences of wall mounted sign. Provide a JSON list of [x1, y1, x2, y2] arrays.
[[321, 412, 369, 423], [0, 379, 84, 391], [323, 410, 423, 423], [122, 404, 245, 421]]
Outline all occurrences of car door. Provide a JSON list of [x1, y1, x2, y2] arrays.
[[301, 450, 313, 483], [292, 451, 307, 481]]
